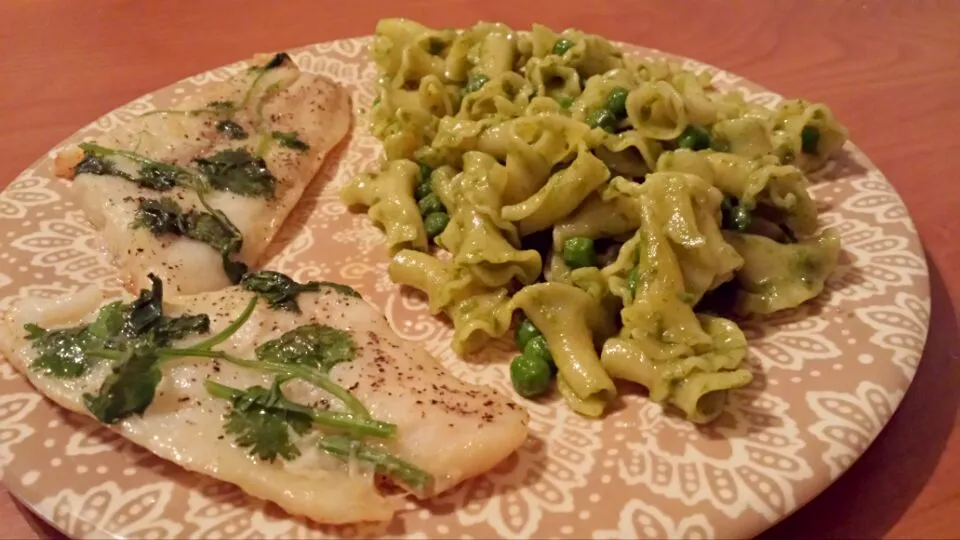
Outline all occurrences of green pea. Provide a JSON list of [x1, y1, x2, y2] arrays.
[[414, 179, 433, 200], [730, 206, 751, 231], [417, 192, 445, 215], [562, 236, 597, 269], [801, 125, 820, 154], [525, 334, 554, 365], [676, 125, 712, 150], [605, 86, 629, 117], [423, 212, 450, 238], [509, 354, 552, 399], [586, 108, 618, 132], [556, 95, 574, 109], [626, 266, 640, 297], [515, 318, 541, 350], [552, 38, 574, 56], [463, 74, 489, 94], [720, 196, 751, 232], [418, 162, 432, 183], [414, 163, 433, 200]]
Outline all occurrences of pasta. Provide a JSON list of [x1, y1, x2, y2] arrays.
[[343, 18, 849, 423]]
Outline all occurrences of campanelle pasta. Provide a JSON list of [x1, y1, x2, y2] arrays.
[[343, 18, 849, 423]]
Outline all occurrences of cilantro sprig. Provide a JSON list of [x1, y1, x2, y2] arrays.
[[23, 271, 430, 489], [205, 378, 395, 461], [24, 275, 210, 382], [318, 435, 432, 491], [240, 270, 361, 313]]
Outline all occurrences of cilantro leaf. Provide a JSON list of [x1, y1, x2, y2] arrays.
[[134, 162, 187, 191], [133, 197, 190, 236], [215, 120, 249, 140], [123, 274, 166, 337], [207, 379, 312, 462], [87, 301, 127, 340], [261, 52, 291, 70], [240, 271, 360, 312], [194, 149, 276, 198], [83, 347, 163, 424], [75, 145, 186, 192], [134, 197, 246, 284], [271, 131, 309, 152], [317, 280, 361, 299], [26, 274, 209, 421], [24, 300, 129, 379], [155, 314, 211, 343], [26, 324, 97, 378], [255, 324, 355, 372], [240, 270, 320, 312], [75, 153, 133, 181]]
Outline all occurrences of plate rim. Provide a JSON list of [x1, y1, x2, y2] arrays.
[[0, 33, 932, 540]]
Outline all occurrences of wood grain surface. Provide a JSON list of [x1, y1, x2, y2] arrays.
[[1, 1, 958, 538]]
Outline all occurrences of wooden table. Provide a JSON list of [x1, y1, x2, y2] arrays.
[[1, 1, 958, 538]]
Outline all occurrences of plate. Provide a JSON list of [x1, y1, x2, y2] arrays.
[[0, 36, 930, 539]]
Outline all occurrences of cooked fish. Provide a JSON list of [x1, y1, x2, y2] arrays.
[[0, 281, 529, 524], [54, 53, 351, 295]]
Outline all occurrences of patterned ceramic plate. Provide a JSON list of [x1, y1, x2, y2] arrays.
[[0, 36, 930, 539]]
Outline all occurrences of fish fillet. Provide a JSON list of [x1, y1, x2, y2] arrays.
[[0, 286, 529, 524], [54, 53, 351, 295]]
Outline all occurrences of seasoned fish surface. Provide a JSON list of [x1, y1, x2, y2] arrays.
[[55, 53, 351, 295], [0, 286, 529, 524]]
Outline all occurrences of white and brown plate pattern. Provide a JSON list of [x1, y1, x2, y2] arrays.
[[0, 37, 930, 539]]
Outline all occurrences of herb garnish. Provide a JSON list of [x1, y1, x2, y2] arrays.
[[255, 324, 355, 373], [77, 143, 203, 192], [215, 120, 249, 140], [84, 347, 163, 424], [318, 435, 433, 491], [194, 149, 276, 198], [261, 52, 291, 70], [208, 378, 313, 462], [271, 131, 310, 151], [134, 197, 248, 283], [76, 144, 190, 192], [24, 324, 99, 378], [240, 270, 360, 313], [24, 275, 209, 382], [24, 270, 431, 488], [207, 100, 238, 113], [206, 378, 395, 461]]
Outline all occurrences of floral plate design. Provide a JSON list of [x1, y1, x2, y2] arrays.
[[0, 36, 930, 539]]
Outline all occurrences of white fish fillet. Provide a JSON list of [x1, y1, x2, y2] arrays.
[[0, 286, 529, 524], [54, 53, 351, 295]]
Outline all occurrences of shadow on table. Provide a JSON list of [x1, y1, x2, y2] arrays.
[[760, 254, 960, 539]]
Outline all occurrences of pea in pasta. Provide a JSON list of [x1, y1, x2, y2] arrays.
[[344, 18, 848, 424]]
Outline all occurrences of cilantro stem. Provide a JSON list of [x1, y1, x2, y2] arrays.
[[191, 296, 258, 351], [255, 82, 283, 132], [317, 434, 433, 491], [204, 380, 395, 438], [241, 67, 269, 110], [138, 108, 222, 118], [86, 349, 126, 361], [159, 348, 370, 418], [79, 143, 199, 184], [222, 354, 371, 418]]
